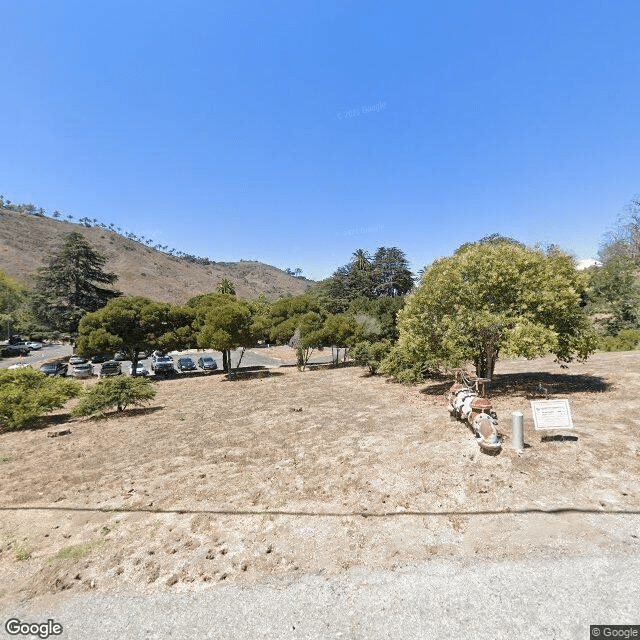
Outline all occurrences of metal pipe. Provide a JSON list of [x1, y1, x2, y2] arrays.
[[511, 411, 524, 453]]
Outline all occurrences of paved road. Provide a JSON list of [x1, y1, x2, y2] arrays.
[[0, 343, 72, 370], [3, 553, 637, 640]]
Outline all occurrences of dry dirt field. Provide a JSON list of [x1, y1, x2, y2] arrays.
[[0, 351, 639, 610]]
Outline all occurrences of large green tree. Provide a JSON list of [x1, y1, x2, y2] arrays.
[[32, 232, 120, 336], [390, 239, 598, 381], [0, 270, 28, 340], [193, 294, 255, 376], [584, 256, 640, 334], [315, 246, 414, 311], [76, 296, 195, 374], [371, 246, 414, 297], [599, 196, 640, 265]]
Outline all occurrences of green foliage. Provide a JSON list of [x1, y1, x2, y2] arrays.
[[216, 278, 236, 295], [598, 329, 640, 352], [317, 313, 362, 364], [348, 296, 405, 341], [249, 293, 273, 342], [350, 339, 393, 374], [267, 294, 326, 345], [0, 369, 82, 430], [599, 196, 640, 265], [314, 246, 414, 312], [394, 240, 598, 380], [0, 270, 29, 340], [76, 296, 195, 372], [72, 376, 156, 417], [193, 294, 255, 373], [31, 232, 121, 336], [584, 257, 640, 334], [0, 270, 27, 314], [379, 343, 433, 384], [49, 539, 104, 562]]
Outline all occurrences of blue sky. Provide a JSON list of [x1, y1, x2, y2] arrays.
[[1, 1, 639, 280]]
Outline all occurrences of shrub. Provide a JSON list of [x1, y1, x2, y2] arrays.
[[72, 376, 156, 417], [350, 340, 392, 374], [0, 369, 82, 430], [598, 329, 640, 352]]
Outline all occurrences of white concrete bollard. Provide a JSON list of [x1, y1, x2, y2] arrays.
[[511, 411, 524, 453]]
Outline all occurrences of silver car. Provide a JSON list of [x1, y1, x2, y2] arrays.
[[71, 363, 94, 378]]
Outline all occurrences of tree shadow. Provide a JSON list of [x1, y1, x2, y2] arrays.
[[490, 372, 611, 397], [225, 370, 284, 381], [418, 372, 611, 398]]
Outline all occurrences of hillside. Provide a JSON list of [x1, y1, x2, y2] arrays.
[[0, 208, 312, 303]]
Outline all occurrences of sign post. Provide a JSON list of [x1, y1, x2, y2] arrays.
[[530, 400, 574, 440]]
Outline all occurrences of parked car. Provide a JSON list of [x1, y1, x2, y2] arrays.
[[8, 362, 31, 370], [40, 362, 68, 377], [91, 354, 110, 364], [128, 362, 149, 376], [177, 356, 197, 372], [71, 363, 94, 378], [69, 355, 87, 365], [1, 345, 30, 357], [197, 356, 218, 371], [99, 361, 122, 377], [151, 355, 175, 374], [113, 352, 127, 361], [25, 341, 43, 350]]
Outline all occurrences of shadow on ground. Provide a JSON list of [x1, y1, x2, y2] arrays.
[[419, 372, 611, 398]]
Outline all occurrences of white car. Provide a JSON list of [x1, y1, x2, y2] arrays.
[[8, 362, 31, 370], [25, 341, 43, 350], [129, 362, 149, 376]]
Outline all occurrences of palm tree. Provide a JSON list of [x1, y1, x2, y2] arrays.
[[351, 249, 370, 270], [216, 278, 236, 295]]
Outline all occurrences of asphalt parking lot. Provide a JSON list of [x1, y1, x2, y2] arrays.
[[0, 344, 343, 374]]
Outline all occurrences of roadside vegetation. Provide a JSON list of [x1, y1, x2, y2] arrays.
[[2, 194, 640, 430]]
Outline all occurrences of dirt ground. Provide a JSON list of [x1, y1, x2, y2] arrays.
[[0, 351, 639, 610]]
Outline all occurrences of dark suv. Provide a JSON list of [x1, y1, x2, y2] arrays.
[[99, 361, 122, 377], [40, 362, 68, 377]]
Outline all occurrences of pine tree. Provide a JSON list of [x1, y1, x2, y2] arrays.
[[31, 232, 121, 336]]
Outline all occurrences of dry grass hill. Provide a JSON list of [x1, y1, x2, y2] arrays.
[[0, 208, 312, 303]]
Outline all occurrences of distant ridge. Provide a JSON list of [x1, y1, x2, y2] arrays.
[[0, 207, 312, 303]]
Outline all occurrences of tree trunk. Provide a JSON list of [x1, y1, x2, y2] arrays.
[[131, 350, 138, 377]]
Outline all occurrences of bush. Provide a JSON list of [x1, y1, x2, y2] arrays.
[[378, 344, 431, 384], [350, 340, 392, 374], [598, 329, 640, 352], [0, 369, 82, 430], [72, 376, 156, 417]]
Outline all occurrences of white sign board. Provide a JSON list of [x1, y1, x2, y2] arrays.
[[530, 400, 574, 430]]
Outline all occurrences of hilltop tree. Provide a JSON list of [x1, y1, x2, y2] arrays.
[[387, 239, 598, 382], [31, 232, 120, 337], [216, 278, 236, 295], [76, 296, 195, 375]]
